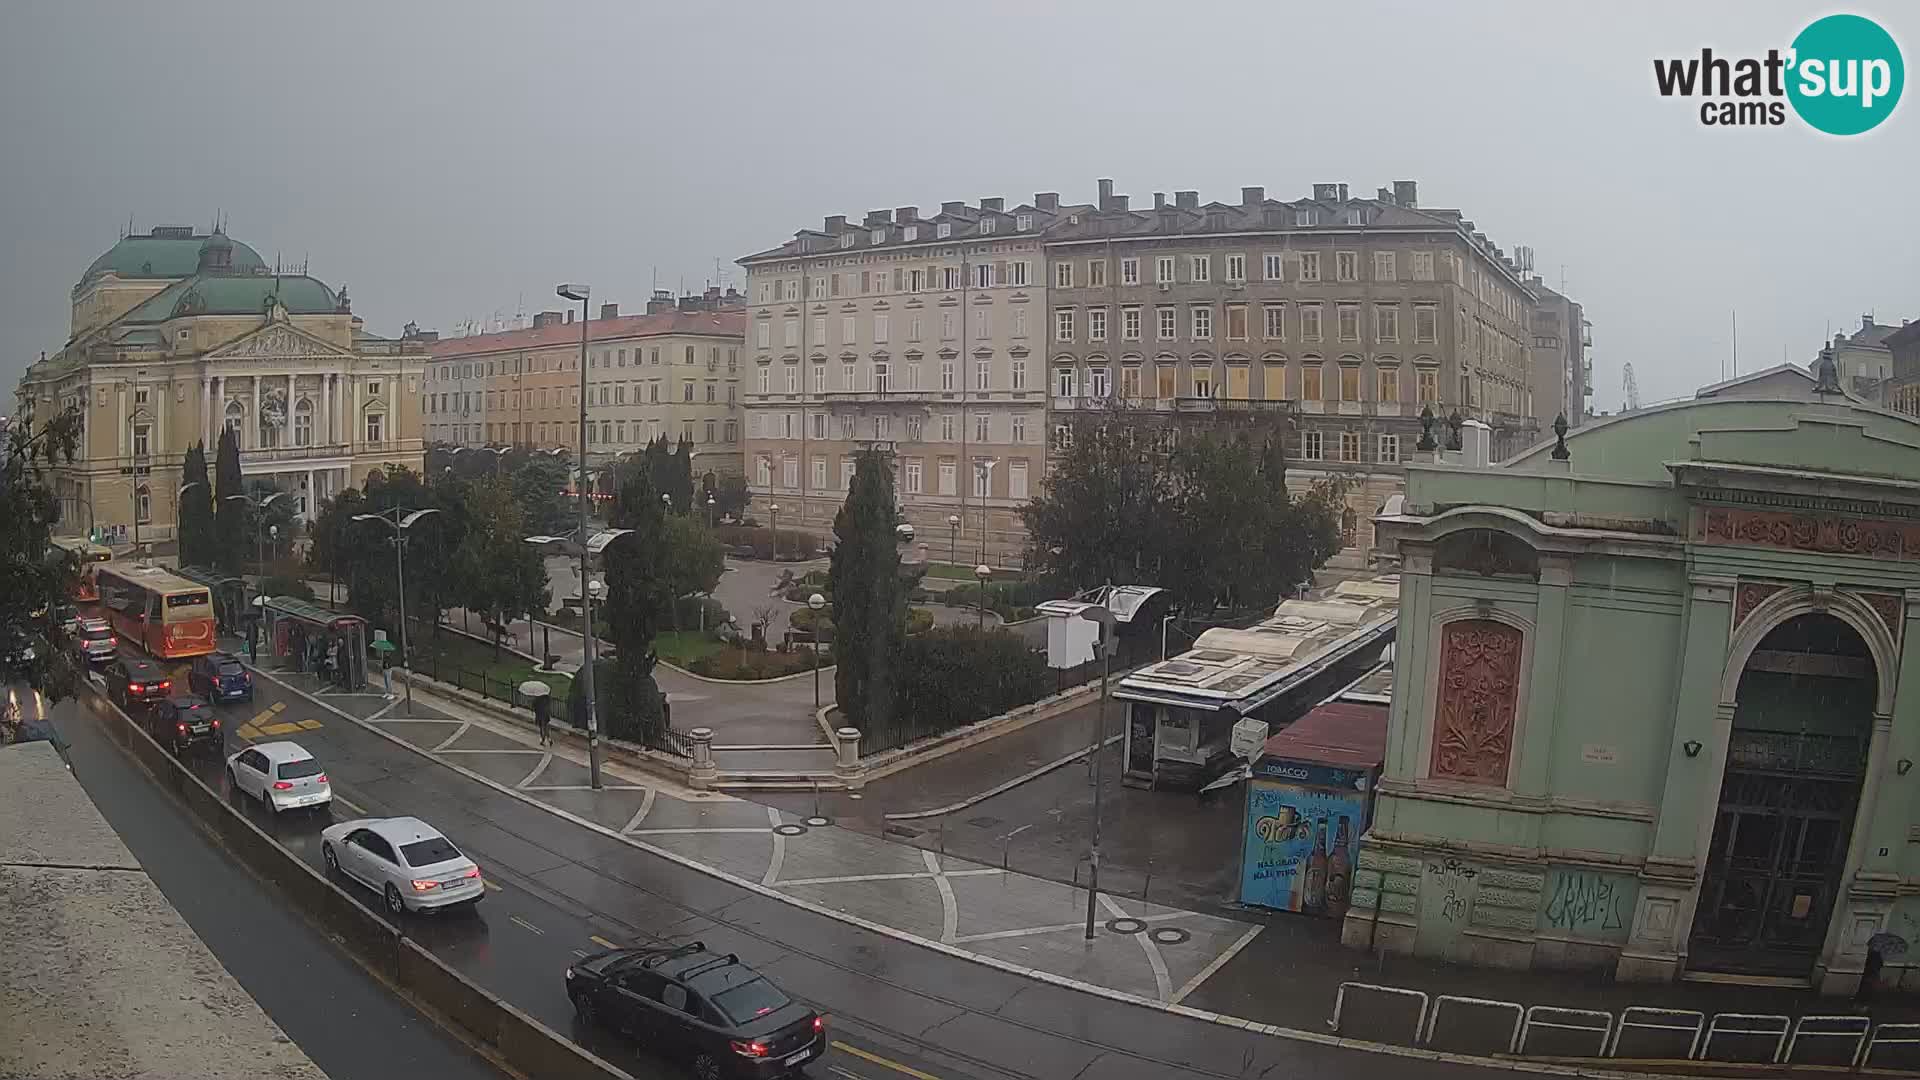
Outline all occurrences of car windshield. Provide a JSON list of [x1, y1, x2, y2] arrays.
[[711, 979, 792, 1025], [216, 660, 245, 675], [276, 759, 323, 779], [399, 837, 461, 867]]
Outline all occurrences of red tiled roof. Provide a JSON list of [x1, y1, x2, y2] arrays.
[[1258, 701, 1388, 771], [428, 309, 744, 358]]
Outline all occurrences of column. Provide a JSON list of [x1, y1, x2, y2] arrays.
[[202, 378, 212, 447], [348, 375, 360, 446], [320, 374, 332, 445], [115, 384, 126, 457], [213, 375, 224, 444], [306, 468, 316, 519], [250, 374, 261, 449]]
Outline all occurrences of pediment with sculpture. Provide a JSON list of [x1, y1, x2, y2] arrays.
[[207, 323, 354, 362]]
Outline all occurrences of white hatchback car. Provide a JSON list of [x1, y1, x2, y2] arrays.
[[227, 741, 332, 813], [320, 816, 484, 915]]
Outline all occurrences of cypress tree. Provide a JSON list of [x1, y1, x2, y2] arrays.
[[829, 449, 907, 735]]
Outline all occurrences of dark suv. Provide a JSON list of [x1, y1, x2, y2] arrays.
[[565, 942, 823, 1078], [106, 656, 172, 712], [150, 694, 221, 756], [189, 651, 253, 703]]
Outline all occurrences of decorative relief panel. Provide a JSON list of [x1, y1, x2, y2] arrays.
[[1855, 590, 1904, 645], [1430, 619, 1524, 785], [1699, 507, 1920, 562], [1734, 581, 1787, 629]]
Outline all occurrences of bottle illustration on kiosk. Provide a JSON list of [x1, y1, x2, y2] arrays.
[[1327, 815, 1353, 913], [1303, 818, 1330, 915]]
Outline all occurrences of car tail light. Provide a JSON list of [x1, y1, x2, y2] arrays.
[[273, 781, 294, 790], [129, 683, 143, 693], [177, 722, 188, 736], [729, 1040, 770, 1058], [814, 1016, 826, 1033], [210, 718, 220, 729], [411, 879, 440, 892], [316, 773, 327, 783], [157, 680, 170, 690], [463, 866, 480, 879]]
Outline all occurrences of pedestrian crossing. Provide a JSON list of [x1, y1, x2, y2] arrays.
[[234, 701, 324, 740]]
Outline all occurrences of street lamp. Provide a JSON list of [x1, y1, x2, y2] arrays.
[[1078, 603, 1117, 940], [352, 507, 441, 716], [225, 492, 288, 579], [808, 592, 826, 712], [975, 564, 990, 630], [769, 502, 781, 562], [524, 526, 632, 789], [662, 492, 672, 513], [947, 514, 961, 567], [558, 281, 604, 787], [706, 494, 716, 528], [974, 459, 997, 565]]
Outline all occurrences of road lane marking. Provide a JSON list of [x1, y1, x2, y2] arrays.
[[509, 915, 545, 936], [516, 752, 553, 788], [1102, 894, 1170, 1003], [297, 718, 323, 730], [590, 934, 620, 950], [483, 879, 501, 891], [333, 794, 367, 815], [430, 722, 472, 752], [622, 787, 657, 833], [762, 806, 786, 888], [572, 949, 588, 958], [777, 868, 1001, 887], [832, 1041, 943, 1080], [259, 721, 303, 736], [922, 851, 959, 944], [1171, 924, 1263, 1006], [828, 1068, 870, 1080]]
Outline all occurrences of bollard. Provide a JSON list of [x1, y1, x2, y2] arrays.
[[688, 726, 717, 790], [835, 726, 864, 791]]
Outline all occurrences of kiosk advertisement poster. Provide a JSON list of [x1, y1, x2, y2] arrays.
[[1241, 777, 1367, 916]]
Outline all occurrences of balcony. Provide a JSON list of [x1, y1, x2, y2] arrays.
[[817, 390, 942, 408], [239, 442, 351, 465]]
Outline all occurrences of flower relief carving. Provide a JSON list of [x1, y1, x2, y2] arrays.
[[1429, 618, 1524, 785]]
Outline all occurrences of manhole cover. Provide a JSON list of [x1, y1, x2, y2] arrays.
[[803, 815, 832, 828], [1149, 927, 1191, 946], [884, 824, 922, 840], [965, 815, 1002, 829], [772, 823, 808, 837], [1105, 917, 1148, 935]]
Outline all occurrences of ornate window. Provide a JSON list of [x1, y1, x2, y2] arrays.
[[1429, 619, 1524, 785], [293, 398, 314, 447]]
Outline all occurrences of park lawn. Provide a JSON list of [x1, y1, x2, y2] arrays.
[[655, 630, 722, 666], [413, 628, 571, 705]]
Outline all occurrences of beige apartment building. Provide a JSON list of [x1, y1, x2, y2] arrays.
[[738, 195, 1087, 561], [1044, 179, 1550, 559], [427, 302, 743, 482], [14, 226, 428, 546]]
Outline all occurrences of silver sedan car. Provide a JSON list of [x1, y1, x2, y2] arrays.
[[226, 740, 331, 814], [320, 816, 484, 915]]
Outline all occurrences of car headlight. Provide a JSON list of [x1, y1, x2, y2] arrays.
[[564, 969, 574, 981]]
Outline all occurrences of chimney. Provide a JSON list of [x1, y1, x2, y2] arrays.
[[1097, 178, 1114, 209], [565, 310, 574, 324], [1313, 182, 1339, 201], [533, 310, 562, 329], [1337, 183, 1349, 201], [1111, 194, 1129, 211], [894, 206, 918, 224], [599, 302, 619, 320], [941, 200, 964, 216], [980, 197, 1004, 213], [1035, 192, 1059, 212], [864, 210, 889, 227], [1153, 192, 1166, 210], [1377, 187, 1392, 203], [824, 214, 847, 232], [647, 289, 674, 315], [1393, 180, 1418, 207], [1175, 190, 1199, 210], [1241, 186, 1265, 205]]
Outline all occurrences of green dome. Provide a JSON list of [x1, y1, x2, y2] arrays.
[[124, 274, 341, 323], [81, 229, 267, 283]]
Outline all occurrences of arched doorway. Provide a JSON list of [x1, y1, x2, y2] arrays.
[[1689, 613, 1875, 977]]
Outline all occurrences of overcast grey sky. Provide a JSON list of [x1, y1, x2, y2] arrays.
[[3, 1, 1914, 408]]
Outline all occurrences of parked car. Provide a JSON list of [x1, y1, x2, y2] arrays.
[[73, 618, 118, 665], [226, 740, 330, 814], [565, 942, 825, 1079], [149, 693, 221, 756], [51, 604, 82, 638], [189, 651, 253, 703], [105, 656, 171, 712], [320, 816, 483, 915]]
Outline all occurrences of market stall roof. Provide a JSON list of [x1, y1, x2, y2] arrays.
[[1258, 701, 1389, 772]]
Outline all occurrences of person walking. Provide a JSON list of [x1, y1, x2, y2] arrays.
[[532, 693, 552, 746]]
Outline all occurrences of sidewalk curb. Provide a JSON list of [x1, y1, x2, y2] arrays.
[[247, 661, 1685, 1079], [658, 657, 838, 686], [882, 732, 1124, 821]]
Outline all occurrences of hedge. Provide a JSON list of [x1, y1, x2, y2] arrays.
[[893, 627, 1052, 735], [714, 523, 821, 561]]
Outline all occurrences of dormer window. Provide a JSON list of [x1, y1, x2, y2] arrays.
[[870, 228, 886, 245], [1295, 209, 1314, 227], [1346, 208, 1365, 226], [1015, 213, 1033, 232], [903, 225, 918, 242], [841, 233, 855, 249], [936, 222, 952, 239], [980, 218, 997, 235]]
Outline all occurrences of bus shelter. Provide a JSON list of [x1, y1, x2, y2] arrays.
[[173, 566, 249, 635], [263, 598, 370, 691]]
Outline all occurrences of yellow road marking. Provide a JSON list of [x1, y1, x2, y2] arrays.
[[270, 701, 286, 714], [250, 708, 276, 726], [259, 721, 302, 736], [236, 725, 260, 740], [483, 879, 501, 892], [509, 915, 545, 936], [297, 718, 323, 730], [832, 1041, 942, 1080], [590, 934, 620, 950]]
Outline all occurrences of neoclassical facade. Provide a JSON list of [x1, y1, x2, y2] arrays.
[[1348, 372, 1920, 995], [14, 226, 427, 544]]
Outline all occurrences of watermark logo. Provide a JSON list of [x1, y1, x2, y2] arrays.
[[1653, 13, 1903, 134]]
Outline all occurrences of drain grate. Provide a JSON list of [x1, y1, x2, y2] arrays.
[[965, 815, 1002, 829]]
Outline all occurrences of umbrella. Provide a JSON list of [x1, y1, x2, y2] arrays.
[[370, 639, 397, 653], [518, 680, 552, 699]]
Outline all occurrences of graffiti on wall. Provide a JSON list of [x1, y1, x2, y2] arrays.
[[1541, 868, 1635, 941], [1427, 859, 1478, 925]]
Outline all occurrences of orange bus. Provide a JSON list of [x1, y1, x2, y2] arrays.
[[96, 565, 217, 659], [49, 537, 113, 601]]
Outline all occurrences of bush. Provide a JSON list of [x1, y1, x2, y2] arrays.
[[906, 608, 934, 635], [686, 645, 831, 680], [941, 580, 1050, 622], [893, 628, 1051, 737], [713, 523, 821, 561], [784, 585, 831, 604], [261, 573, 315, 601], [672, 595, 730, 630], [791, 604, 929, 641]]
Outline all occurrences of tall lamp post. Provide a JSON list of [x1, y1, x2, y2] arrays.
[[352, 507, 441, 716], [558, 282, 602, 786], [1079, 603, 1116, 940], [524, 526, 631, 789], [808, 592, 826, 712], [769, 502, 781, 562], [706, 494, 716, 528], [975, 564, 990, 630], [224, 491, 288, 581], [947, 514, 960, 568]]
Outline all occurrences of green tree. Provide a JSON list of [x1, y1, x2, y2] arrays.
[[597, 469, 673, 743], [830, 449, 908, 735], [213, 427, 246, 573], [312, 466, 464, 654], [244, 479, 299, 570], [712, 473, 750, 521], [452, 477, 552, 658], [660, 514, 724, 629], [1018, 406, 1172, 590], [511, 454, 575, 536], [0, 408, 83, 702], [897, 627, 1052, 735], [177, 440, 215, 568]]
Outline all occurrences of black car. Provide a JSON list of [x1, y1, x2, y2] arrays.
[[189, 651, 253, 703], [105, 656, 173, 712], [565, 942, 824, 1079], [149, 694, 221, 756]]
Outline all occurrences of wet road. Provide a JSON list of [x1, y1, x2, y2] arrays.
[[19, 683, 504, 1080], [68, 650, 1511, 1080]]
